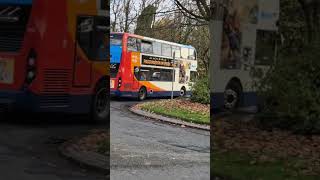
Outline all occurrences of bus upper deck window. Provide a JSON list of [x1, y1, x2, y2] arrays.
[[181, 47, 188, 59], [141, 41, 153, 54], [127, 37, 140, 52], [161, 44, 172, 57], [188, 48, 196, 60], [172, 46, 181, 59], [152, 42, 161, 55]]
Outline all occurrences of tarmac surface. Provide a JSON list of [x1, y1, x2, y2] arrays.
[[0, 113, 107, 180], [110, 99, 210, 180]]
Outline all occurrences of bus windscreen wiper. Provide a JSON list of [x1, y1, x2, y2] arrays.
[[0, 6, 20, 22]]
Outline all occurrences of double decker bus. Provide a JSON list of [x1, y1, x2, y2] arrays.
[[110, 33, 198, 100], [0, 0, 109, 122], [210, 0, 279, 111]]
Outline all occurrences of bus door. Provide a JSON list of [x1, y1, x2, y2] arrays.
[[73, 16, 94, 87]]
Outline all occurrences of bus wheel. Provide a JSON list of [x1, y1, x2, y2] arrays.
[[92, 82, 109, 124], [138, 87, 147, 101], [224, 82, 242, 110], [180, 87, 186, 97]]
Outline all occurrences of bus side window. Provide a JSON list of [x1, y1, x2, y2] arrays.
[[76, 16, 107, 61], [160, 69, 174, 82], [135, 67, 150, 81], [127, 37, 140, 52], [172, 46, 181, 59], [94, 16, 108, 61], [151, 70, 161, 81], [181, 47, 188, 59], [153, 42, 162, 55], [141, 41, 153, 54], [77, 16, 94, 59], [162, 44, 172, 57], [188, 48, 196, 60]]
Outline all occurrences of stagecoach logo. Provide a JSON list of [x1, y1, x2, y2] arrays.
[[142, 55, 173, 67]]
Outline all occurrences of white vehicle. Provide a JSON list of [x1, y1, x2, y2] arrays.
[[210, 0, 279, 110]]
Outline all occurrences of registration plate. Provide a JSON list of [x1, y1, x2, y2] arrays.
[[0, 58, 14, 84], [110, 80, 114, 89]]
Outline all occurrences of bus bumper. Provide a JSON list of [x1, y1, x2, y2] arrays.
[[0, 90, 27, 113], [0, 90, 91, 114]]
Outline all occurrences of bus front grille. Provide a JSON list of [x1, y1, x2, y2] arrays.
[[41, 69, 71, 108], [43, 69, 71, 94]]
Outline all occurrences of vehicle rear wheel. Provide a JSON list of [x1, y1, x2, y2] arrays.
[[180, 87, 186, 97], [92, 81, 109, 124], [138, 87, 147, 101], [224, 82, 242, 110]]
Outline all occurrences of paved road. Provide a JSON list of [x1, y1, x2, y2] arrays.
[[110, 99, 210, 180], [0, 114, 108, 180]]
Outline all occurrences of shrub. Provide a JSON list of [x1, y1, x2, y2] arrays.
[[257, 43, 320, 134], [190, 76, 210, 104], [97, 140, 109, 155]]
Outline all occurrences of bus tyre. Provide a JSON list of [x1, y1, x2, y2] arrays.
[[224, 82, 242, 110], [138, 87, 147, 101], [92, 82, 109, 124], [180, 87, 186, 97]]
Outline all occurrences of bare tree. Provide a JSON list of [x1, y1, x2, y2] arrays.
[[175, 0, 226, 82], [111, 0, 122, 32], [111, 0, 167, 33]]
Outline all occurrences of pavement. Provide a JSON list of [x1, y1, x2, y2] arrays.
[[110, 99, 210, 180], [0, 113, 108, 180]]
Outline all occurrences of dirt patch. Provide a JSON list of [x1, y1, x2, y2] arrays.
[[68, 129, 109, 155], [135, 99, 209, 115], [213, 115, 320, 175]]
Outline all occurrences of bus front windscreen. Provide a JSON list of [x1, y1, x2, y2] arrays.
[[0, 3, 32, 52], [110, 34, 123, 78]]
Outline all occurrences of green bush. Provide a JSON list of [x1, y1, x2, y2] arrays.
[[97, 140, 109, 155], [190, 76, 210, 104], [257, 43, 320, 134]]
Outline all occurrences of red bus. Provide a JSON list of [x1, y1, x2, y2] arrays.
[[0, 0, 109, 122], [110, 32, 198, 100]]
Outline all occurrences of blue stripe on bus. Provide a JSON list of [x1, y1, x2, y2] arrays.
[[0, 0, 32, 4], [111, 90, 192, 98]]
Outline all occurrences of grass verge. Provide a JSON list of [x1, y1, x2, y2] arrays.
[[139, 100, 209, 125]]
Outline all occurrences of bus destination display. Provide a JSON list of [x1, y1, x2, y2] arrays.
[[141, 55, 173, 67]]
